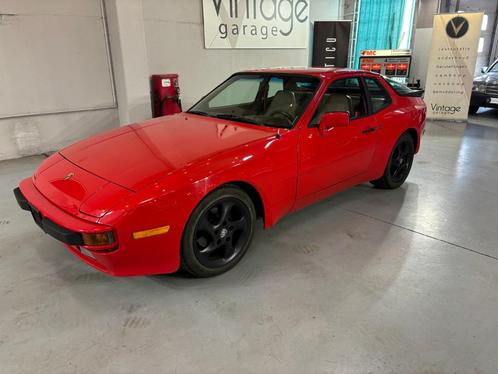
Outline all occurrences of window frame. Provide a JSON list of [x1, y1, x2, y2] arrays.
[[308, 75, 370, 127], [361, 75, 393, 115], [267, 76, 285, 99]]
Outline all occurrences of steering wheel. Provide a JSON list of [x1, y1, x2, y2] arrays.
[[269, 110, 294, 124]]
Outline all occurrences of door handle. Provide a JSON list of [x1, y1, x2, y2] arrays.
[[362, 126, 378, 134]]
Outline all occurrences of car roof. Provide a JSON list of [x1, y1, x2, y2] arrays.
[[240, 66, 372, 78]]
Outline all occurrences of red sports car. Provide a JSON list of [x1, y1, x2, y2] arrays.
[[15, 68, 426, 277]]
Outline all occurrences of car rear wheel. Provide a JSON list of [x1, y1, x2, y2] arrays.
[[180, 186, 256, 277], [371, 132, 414, 189], [468, 105, 479, 114]]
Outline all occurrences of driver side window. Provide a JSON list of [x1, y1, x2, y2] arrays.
[[267, 77, 284, 98], [311, 77, 367, 125]]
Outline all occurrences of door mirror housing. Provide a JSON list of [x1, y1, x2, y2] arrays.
[[318, 112, 350, 135], [481, 66, 488, 74]]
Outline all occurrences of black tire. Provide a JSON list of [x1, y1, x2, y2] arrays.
[[468, 105, 479, 114], [180, 186, 256, 277], [371, 132, 414, 189]]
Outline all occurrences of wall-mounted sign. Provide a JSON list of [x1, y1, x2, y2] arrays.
[[202, 0, 310, 49], [359, 49, 411, 80], [423, 12, 483, 120], [360, 49, 411, 57], [312, 21, 351, 68]]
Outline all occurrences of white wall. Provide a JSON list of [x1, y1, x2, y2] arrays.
[[410, 28, 433, 87], [142, 0, 343, 109], [0, 0, 119, 161], [409, 0, 439, 86], [0, 109, 118, 160], [104, 0, 152, 124]]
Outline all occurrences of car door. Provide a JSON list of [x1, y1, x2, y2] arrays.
[[297, 75, 379, 199]]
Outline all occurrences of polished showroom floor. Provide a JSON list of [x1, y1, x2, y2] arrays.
[[1, 110, 498, 373]]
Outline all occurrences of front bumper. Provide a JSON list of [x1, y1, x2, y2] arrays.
[[470, 92, 498, 108], [15, 177, 181, 276], [14, 179, 121, 274], [14, 187, 85, 246]]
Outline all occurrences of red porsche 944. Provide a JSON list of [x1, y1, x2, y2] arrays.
[[15, 68, 426, 277]]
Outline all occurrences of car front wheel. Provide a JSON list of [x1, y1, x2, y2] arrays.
[[371, 132, 414, 189], [180, 186, 256, 277]]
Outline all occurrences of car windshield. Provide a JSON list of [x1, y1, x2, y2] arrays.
[[188, 74, 321, 128], [489, 62, 498, 73]]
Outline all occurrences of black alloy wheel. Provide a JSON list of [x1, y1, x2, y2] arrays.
[[389, 140, 412, 184], [371, 132, 414, 189], [194, 197, 250, 267], [181, 186, 256, 277]]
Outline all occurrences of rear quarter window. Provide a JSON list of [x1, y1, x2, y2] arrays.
[[364, 77, 392, 113]]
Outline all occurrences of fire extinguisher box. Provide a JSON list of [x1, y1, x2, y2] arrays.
[[150, 74, 182, 118]]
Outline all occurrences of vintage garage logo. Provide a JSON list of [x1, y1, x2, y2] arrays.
[[431, 103, 462, 115], [203, 0, 310, 49], [446, 16, 469, 39]]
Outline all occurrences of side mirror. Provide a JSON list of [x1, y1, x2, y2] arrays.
[[481, 66, 488, 74], [318, 112, 350, 135]]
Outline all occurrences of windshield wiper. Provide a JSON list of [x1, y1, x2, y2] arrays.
[[187, 110, 209, 116], [214, 113, 260, 125], [188, 111, 261, 125]]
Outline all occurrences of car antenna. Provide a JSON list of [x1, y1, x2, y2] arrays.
[[275, 129, 281, 139]]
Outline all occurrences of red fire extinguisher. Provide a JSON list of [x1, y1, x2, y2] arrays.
[[150, 74, 182, 117]]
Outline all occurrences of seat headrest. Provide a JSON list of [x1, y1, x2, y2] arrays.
[[323, 93, 353, 114], [266, 90, 296, 115]]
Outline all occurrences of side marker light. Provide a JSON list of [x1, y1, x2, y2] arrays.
[[132, 225, 170, 239]]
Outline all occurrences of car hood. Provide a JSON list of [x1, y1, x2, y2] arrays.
[[33, 153, 133, 218], [60, 113, 276, 191]]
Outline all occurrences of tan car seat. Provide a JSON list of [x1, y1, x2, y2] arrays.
[[266, 90, 297, 118]]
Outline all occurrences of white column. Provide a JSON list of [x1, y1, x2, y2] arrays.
[[104, 0, 151, 125]]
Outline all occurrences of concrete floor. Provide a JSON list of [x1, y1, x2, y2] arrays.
[[1, 111, 498, 374]]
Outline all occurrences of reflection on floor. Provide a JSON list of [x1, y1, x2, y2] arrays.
[[471, 107, 498, 128], [1, 111, 498, 373]]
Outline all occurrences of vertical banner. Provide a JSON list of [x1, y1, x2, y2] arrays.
[[312, 21, 351, 68], [424, 12, 483, 120]]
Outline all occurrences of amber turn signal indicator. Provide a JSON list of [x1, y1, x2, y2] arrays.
[[132, 225, 170, 239], [81, 231, 115, 247]]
